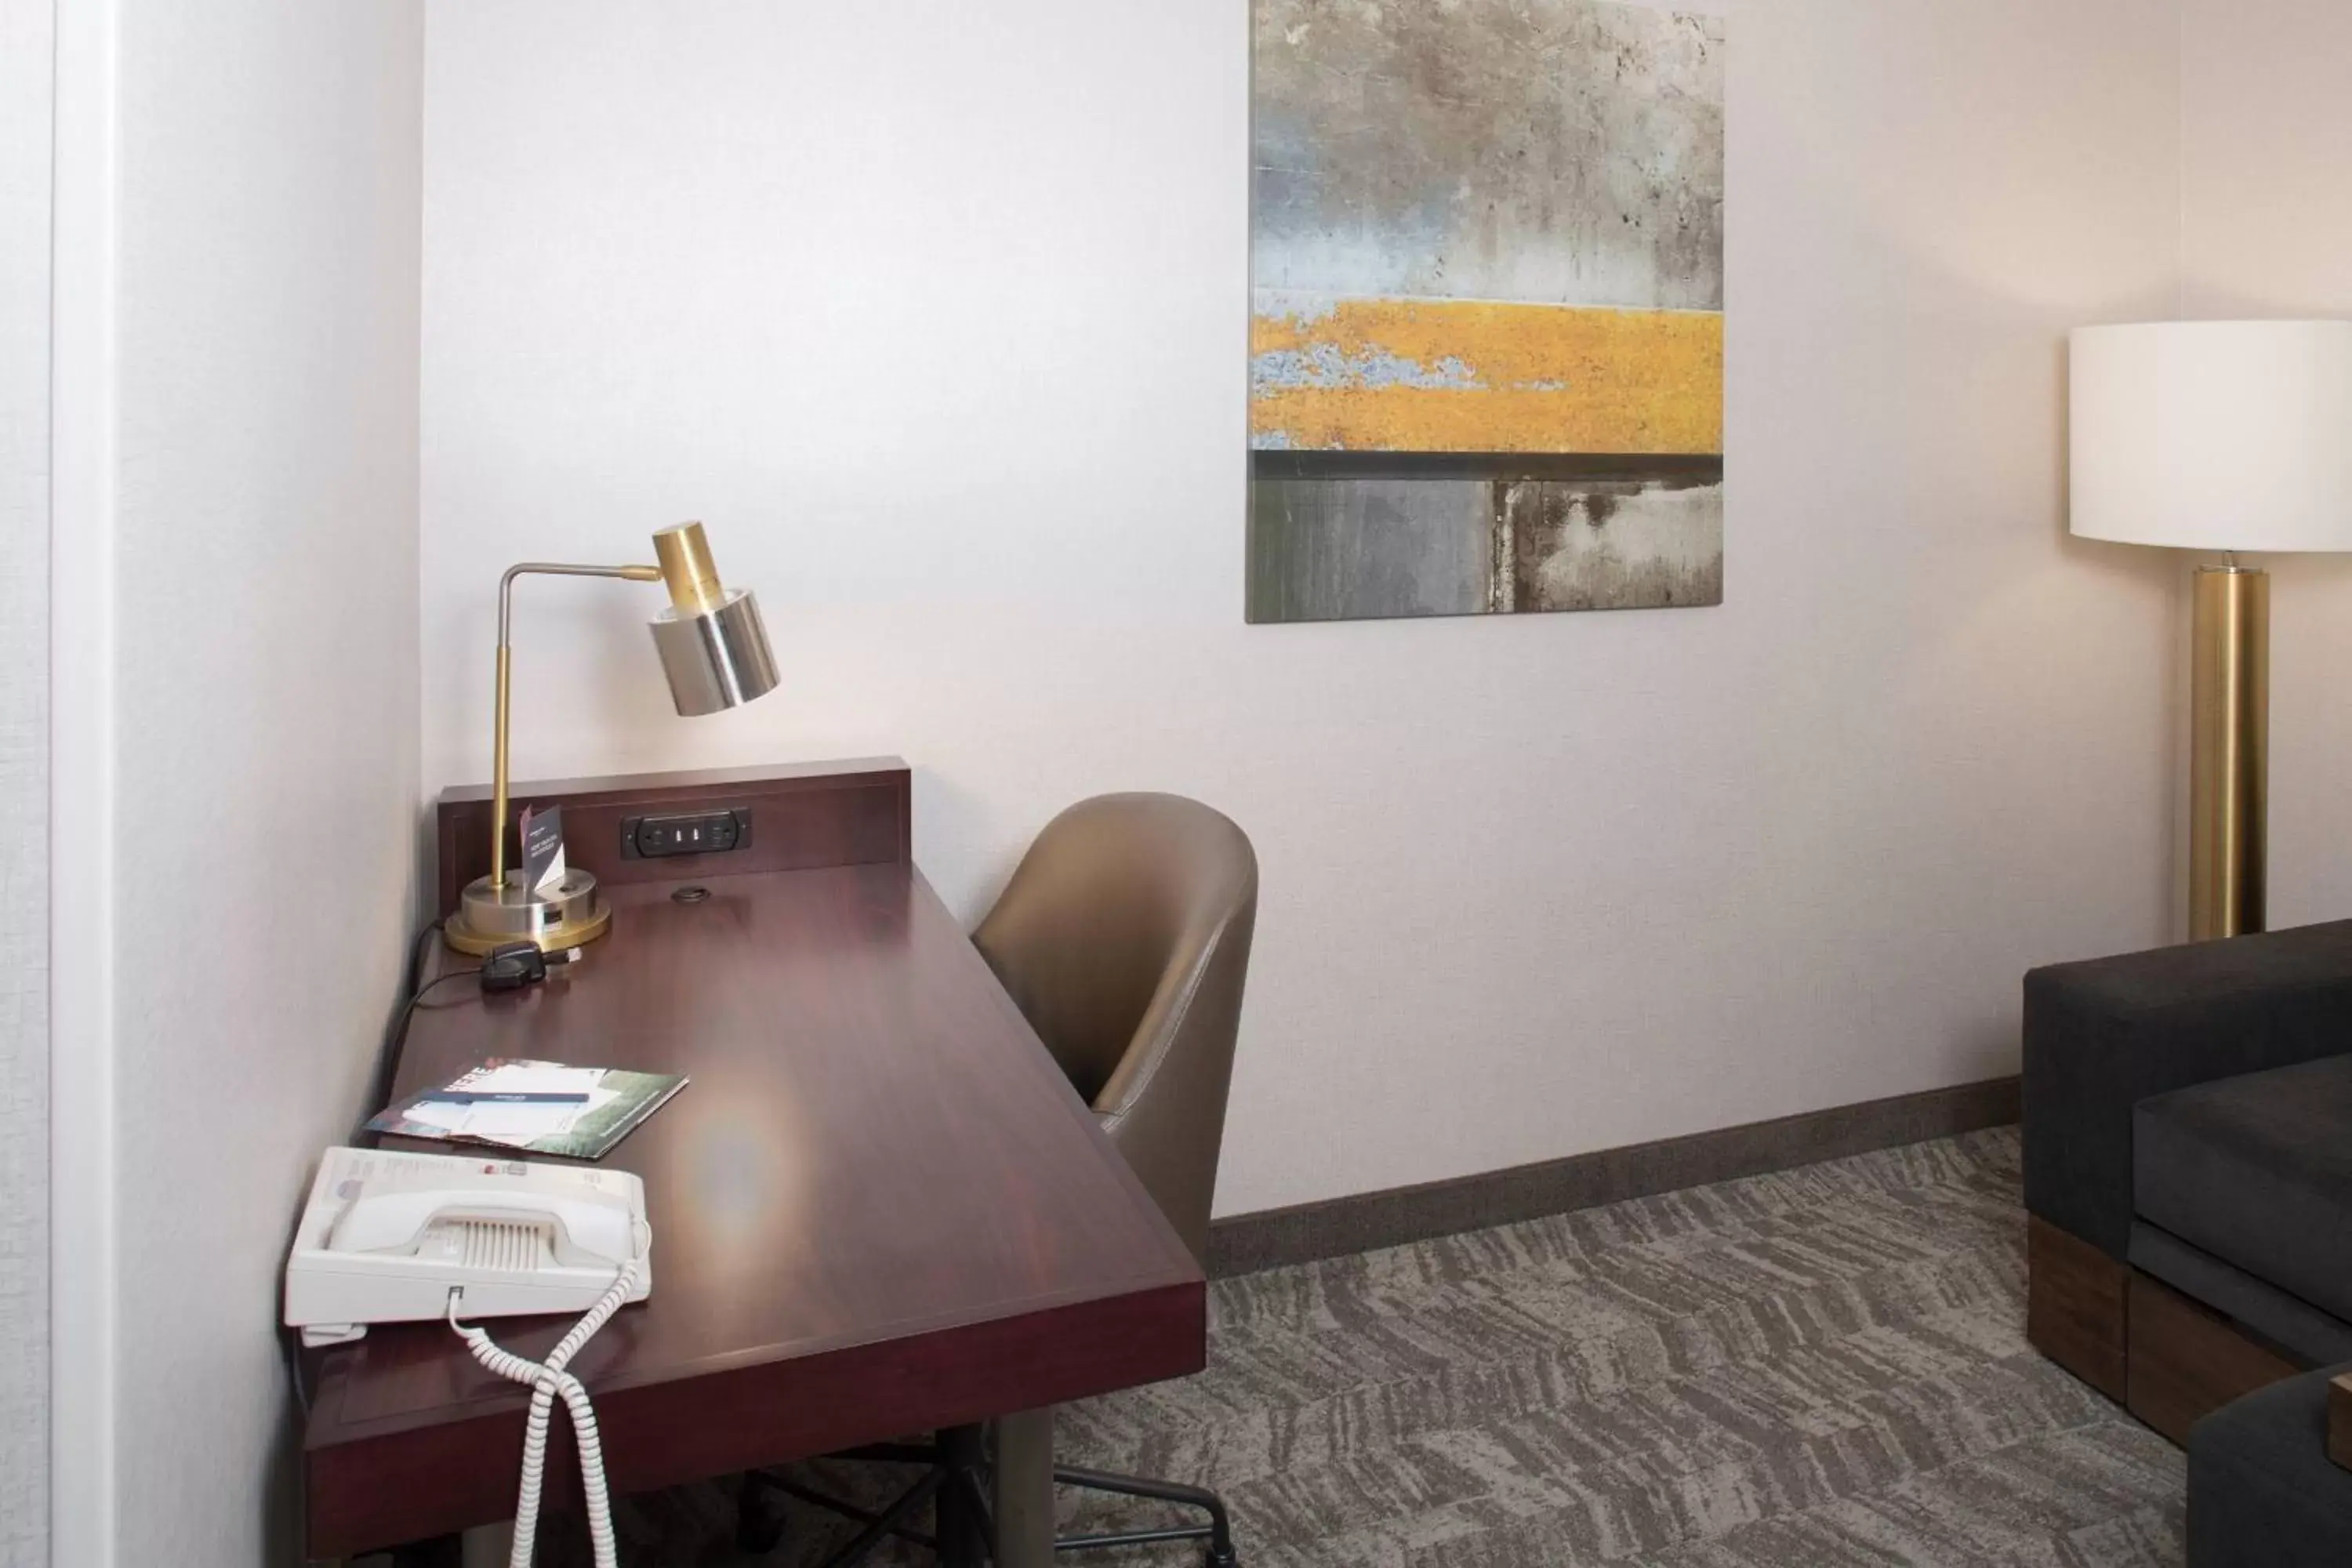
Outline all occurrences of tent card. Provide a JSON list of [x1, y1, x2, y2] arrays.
[[520, 804, 567, 897]]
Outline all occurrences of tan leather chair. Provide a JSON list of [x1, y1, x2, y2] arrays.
[[974, 793, 1257, 1265], [742, 794, 1256, 1566], [975, 793, 1255, 1567]]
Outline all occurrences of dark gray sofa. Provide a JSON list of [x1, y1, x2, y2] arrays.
[[2024, 920, 2352, 1421]]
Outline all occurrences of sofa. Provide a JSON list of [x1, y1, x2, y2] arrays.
[[2023, 919, 2352, 1439]]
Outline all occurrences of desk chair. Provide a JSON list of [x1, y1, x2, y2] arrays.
[[743, 793, 1257, 1566]]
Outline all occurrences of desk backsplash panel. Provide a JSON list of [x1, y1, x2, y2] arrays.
[[433, 759, 912, 916]]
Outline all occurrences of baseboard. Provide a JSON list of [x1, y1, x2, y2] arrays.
[[1207, 1075, 2021, 1278]]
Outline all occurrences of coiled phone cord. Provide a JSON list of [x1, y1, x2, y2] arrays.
[[446, 1242, 648, 1568]]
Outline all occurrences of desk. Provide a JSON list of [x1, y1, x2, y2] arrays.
[[303, 761, 1206, 1561]]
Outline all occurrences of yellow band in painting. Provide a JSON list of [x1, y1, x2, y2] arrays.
[[1251, 298, 1722, 456]]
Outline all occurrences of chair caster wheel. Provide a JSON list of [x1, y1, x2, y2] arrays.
[[1207, 1549, 1240, 1568]]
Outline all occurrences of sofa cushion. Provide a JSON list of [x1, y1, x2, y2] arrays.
[[2136, 1053, 2352, 1327], [2131, 1220, 2352, 1367]]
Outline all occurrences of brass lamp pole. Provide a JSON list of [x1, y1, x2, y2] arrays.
[[2188, 562, 2267, 940], [445, 521, 779, 956]]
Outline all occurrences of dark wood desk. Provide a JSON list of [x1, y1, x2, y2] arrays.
[[303, 761, 1206, 1559]]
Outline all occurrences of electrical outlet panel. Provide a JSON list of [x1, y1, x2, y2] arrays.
[[620, 808, 753, 860]]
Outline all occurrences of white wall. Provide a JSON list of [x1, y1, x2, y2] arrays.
[[49, 2, 424, 1562], [2180, 0, 2352, 931], [1, 0, 53, 1561], [419, 0, 2186, 1218]]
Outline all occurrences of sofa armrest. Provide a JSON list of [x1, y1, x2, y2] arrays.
[[2024, 919, 2352, 1260]]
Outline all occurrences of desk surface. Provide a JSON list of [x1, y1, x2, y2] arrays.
[[303, 853, 1205, 1555]]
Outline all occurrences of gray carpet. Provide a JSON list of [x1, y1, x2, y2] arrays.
[[603, 1126, 2185, 1566]]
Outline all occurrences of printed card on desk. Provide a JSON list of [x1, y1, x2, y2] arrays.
[[368, 1058, 688, 1160]]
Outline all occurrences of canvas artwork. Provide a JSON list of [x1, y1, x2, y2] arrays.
[[1248, 0, 1726, 623]]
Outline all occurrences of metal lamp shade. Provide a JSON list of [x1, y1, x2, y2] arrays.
[[649, 586, 779, 716]]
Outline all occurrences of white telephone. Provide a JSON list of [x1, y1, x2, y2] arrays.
[[285, 1146, 652, 1347], [285, 1146, 653, 1568]]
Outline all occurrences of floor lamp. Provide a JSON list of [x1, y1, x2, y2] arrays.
[[2069, 321, 2352, 940]]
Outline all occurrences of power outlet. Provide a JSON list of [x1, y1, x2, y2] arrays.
[[621, 808, 753, 860]]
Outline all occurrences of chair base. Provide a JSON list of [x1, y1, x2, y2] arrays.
[[741, 1433, 995, 1566], [1053, 1463, 1237, 1566], [740, 1443, 1240, 1566]]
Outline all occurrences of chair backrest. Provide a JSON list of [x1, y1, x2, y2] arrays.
[[972, 793, 1258, 1264]]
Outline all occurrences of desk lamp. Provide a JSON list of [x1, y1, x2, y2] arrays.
[[443, 521, 779, 956], [2069, 321, 2352, 939]]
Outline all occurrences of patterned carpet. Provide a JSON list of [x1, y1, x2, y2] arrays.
[[593, 1126, 2185, 1566]]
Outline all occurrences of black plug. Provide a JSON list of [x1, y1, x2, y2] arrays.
[[479, 942, 548, 993]]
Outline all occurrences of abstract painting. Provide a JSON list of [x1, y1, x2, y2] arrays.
[[1248, 0, 1725, 623]]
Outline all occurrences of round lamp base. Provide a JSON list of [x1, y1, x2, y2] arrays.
[[445, 868, 612, 956]]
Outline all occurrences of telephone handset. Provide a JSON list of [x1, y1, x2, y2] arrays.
[[283, 1145, 653, 1568], [284, 1146, 652, 1347]]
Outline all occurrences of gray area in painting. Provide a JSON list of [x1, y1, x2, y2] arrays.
[[1249, 468, 1722, 623], [1507, 477, 1723, 612], [1250, 477, 1492, 623], [1253, 0, 1726, 312]]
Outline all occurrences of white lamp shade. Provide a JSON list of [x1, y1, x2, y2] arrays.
[[2069, 320, 2352, 553]]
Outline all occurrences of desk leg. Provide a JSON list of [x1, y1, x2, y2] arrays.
[[993, 1406, 1055, 1568], [936, 1423, 989, 1568], [458, 1522, 512, 1568]]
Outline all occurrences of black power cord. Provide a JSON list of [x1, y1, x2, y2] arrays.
[[354, 916, 451, 1140], [354, 924, 574, 1135], [387, 966, 484, 1041]]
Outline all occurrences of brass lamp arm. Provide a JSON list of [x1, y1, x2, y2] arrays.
[[497, 561, 663, 644], [490, 561, 664, 888]]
